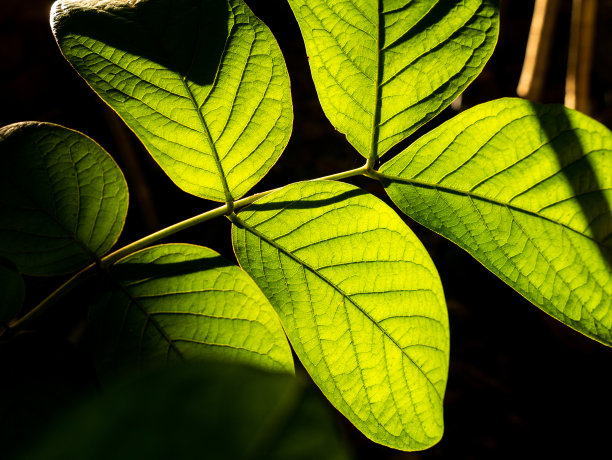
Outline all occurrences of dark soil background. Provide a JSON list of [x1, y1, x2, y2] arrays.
[[2, 0, 612, 458]]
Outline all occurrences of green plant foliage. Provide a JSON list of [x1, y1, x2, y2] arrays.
[[0, 258, 24, 324], [4, 0, 612, 455], [0, 122, 128, 276], [18, 362, 351, 460], [89, 244, 294, 379], [51, 0, 292, 202], [287, 0, 499, 159], [232, 180, 449, 451], [380, 98, 612, 344]]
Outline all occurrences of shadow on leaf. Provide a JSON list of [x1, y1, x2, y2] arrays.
[[110, 254, 234, 281], [54, 0, 229, 87], [532, 102, 612, 270]]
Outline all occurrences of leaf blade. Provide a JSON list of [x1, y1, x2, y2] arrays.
[[380, 98, 612, 345], [89, 243, 294, 379], [51, 0, 292, 201], [232, 181, 449, 451], [21, 362, 351, 460], [0, 122, 128, 276], [287, 0, 499, 158]]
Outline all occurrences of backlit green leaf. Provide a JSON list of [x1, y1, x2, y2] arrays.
[[381, 98, 612, 345], [19, 362, 351, 460], [232, 181, 449, 451], [0, 258, 24, 324], [0, 122, 128, 276], [288, 0, 499, 159], [89, 244, 293, 379], [51, 0, 292, 202]]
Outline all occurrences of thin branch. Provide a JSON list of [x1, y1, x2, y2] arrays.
[[3, 163, 370, 334]]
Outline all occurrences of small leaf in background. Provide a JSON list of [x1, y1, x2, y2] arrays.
[[287, 0, 499, 159], [52, 0, 293, 202], [0, 122, 128, 276], [381, 98, 612, 345], [89, 244, 293, 380], [0, 258, 24, 324], [17, 362, 352, 460], [232, 181, 449, 451]]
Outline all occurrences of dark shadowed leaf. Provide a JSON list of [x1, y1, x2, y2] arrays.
[[18, 362, 351, 460], [89, 244, 294, 380], [0, 122, 128, 276]]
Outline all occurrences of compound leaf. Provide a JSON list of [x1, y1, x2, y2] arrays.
[[20, 361, 351, 460], [232, 181, 449, 451], [288, 0, 499, 159], [381, 98, 612, 345], [0, 122, 128, 276], [89, 244, 294, 379], [52, 0, 292, 202]]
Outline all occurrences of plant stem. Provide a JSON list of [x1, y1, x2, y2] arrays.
[[363, 167, 385, 180], [103, 163, 368, 266], [4, 163, 370, 334], [317, 164, 370, 182], [5, 263, 98, 333], [100, 203, 233, 267]]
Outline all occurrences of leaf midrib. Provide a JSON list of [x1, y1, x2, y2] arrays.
[[79, 4, 236, 203], [4, 167, 101, 269], [380, 172, 612, 250], [368, 0, 479, 161], [107, 270, 185, 362], [367, 0, 382, 163], [144, 9, 234, 204], [234, 214, 444, 402], [181, 78, 233, 202]]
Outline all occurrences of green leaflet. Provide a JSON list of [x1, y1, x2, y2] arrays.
[[18, 362, 351, 460], [0, 259, 24, 324], [380, 98, 612, 345], [287, 0, 498, 159], [89, 244, 294, 379], [232, 181, 449, 451], [0, 122, 128, 276], [51, 0, 292, 202]]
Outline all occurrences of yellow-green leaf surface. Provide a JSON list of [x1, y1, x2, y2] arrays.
[[287, 0, 498, 159], [232, 181, 449, 451], [0, 122, 128, 276], [381, 98, 612, 345], [89, 244, 293, 379], [51, 0, 292, 202]]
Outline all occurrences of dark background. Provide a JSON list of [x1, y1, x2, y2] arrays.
[[2, 0, 612, 458]]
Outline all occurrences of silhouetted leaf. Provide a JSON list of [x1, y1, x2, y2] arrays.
[[0, 122, 128, 276], [19, 362, 351, 460]]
